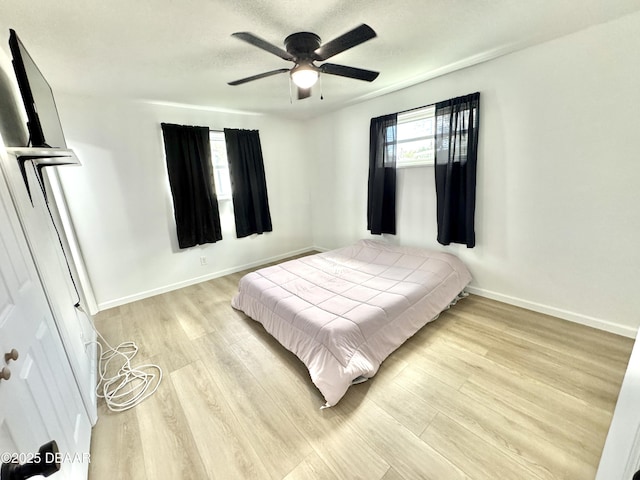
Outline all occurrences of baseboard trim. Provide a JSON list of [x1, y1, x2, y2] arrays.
[[98, 248, 637, 339], [97, 246, 317, 311], [466, 286, 637, 339]]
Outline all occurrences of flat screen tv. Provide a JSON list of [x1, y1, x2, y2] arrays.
[[9, 29, 67, 149]]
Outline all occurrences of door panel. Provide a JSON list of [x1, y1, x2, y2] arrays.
[[0, 154, 90, 479], [5, 159, 97, 423]]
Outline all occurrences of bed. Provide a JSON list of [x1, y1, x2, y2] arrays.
[[231, 239, 472, 407]]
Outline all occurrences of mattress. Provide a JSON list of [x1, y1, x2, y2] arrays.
[[231, 239, 472, 407]]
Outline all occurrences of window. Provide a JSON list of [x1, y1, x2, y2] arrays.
[[396, 104, 435, 168], [209, 130, 232, 199]]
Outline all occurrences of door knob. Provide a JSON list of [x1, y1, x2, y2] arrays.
[[0, 367, 11, 381], [4, 349, 19, 363]]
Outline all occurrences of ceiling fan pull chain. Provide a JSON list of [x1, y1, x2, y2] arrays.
[[320, 75, 324, 100], [288, 76, 293, 104]]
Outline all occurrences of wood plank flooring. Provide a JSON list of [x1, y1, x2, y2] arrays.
[[88, 265, 634, 480]]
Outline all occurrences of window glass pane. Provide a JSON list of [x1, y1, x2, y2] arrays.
[[384, 144, 396, 164], [385, 125, 396, 144], [398, 138, 434, 164], [214, 167, 232, 198], [211, 143, 226, 167], [209, 131, 231, 199], [397, 117, 434, 141], [396, 105, 436, 168]]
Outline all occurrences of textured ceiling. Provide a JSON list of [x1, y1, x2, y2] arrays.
[[1, 0, 639, 119]]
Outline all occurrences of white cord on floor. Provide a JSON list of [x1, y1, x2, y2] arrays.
[[92, 328, 163, 412]]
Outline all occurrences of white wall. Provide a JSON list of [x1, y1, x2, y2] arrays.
[[307, 12, 640, 336], [55, 12, 640, 335], [55, 96, 313, 309]]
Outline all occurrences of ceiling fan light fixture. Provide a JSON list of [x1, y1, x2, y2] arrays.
[[229, 25, 379, 98], [291, 65, 319, 89]]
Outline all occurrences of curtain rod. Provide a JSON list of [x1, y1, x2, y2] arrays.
[[397, 102, 435, 115], [394, 91, 480, 116]]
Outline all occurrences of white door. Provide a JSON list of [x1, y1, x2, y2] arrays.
[[1, 156, 97, 424], [0, 156, 91, 479], [596, 329, 640, 480]]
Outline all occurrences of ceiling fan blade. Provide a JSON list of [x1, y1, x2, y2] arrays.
[[297, 87, 311, 100], [228, 68, 290, 86], [320, 63, 379, 82], [232, 32, 295, 61], [314, 24, 376, 61]]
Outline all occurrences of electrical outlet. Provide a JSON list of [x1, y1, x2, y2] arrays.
[[200, 256, 207, 265]]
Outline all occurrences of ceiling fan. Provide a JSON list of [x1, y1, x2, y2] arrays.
[[228, 24, 379, 100]]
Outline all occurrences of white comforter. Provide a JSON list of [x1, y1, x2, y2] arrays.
[[231, 240, 472, 406]]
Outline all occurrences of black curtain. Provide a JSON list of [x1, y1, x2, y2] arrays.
[[224, 128, 273, 238], [434, 92, 480, 248], [367, 113, 398, 235], [161, 123, 222, 249]]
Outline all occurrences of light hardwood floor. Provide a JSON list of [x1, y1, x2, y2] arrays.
[[89, 265, 634, 480]]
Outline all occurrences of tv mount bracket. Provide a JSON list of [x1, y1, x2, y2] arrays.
[[5, 147, 81, 204]]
